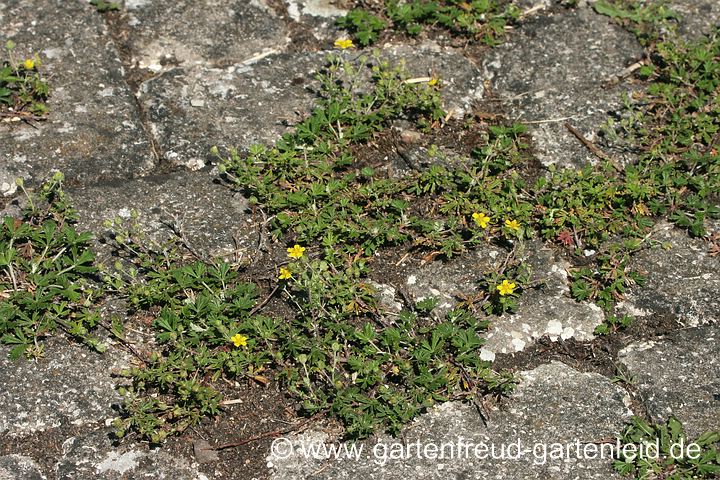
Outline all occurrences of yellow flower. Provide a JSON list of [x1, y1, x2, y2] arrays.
[[428, 77, 438, 86], [334, 38, 354, 49], [287, 244, 306, 259], [505, 219, 520, 231], [472, 212, 490, 229], [278, 266, 292, 280], [231, 333, 248, 348], [496, 280, 516, 296], [23, 58, 35, 70]]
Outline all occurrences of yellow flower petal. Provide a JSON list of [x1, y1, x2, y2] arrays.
[[472, 212, 490, 229], [279, 267, 293, 280], [496, 280, 516, 296], [287, 244, 306, 259], [23, 58, 35, 70], [334, 38, 354, 49], [505, 219, 520, 231], [231, 333, 248, 347]]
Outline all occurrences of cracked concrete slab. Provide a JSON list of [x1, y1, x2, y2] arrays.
[[402, 241, 604, 358], [483, 243, 604, 357], [482, 4, 643, 168], [0, 455, 44, 480], [136, 51, 325, 169], [285, 0, 347, 21], [70, 169, 257, 259], [0, 0, 154, 191], [123, 0, 288, 72], [669, 0, 720, 40], [268, 362, 631, 479], [137, 44, 485, 169], [57, 429, 208, 480], [619, 325, 720, 439], [0, 340, 128, 437], [622, 222, 720, 328]]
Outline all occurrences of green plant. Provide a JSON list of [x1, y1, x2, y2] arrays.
[[337, 0, 520, 47], [614, 416, 720, 479], [593, 0, 678, 43], [104, 214, 514, 441], [0, 40, 49, 118], [0, 173, 103, 359], [602, 29, 720, 237], [90, 0, 121, 12], [337, 9, 387, 46], [111, 25, 720, 442]]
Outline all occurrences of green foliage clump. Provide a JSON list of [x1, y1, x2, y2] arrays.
[[90, 0, 121, 12], [593, 0, 678, 43], [0, 40, 49, 118], [106, 214, 513, 441], [604, 29, 720, 237], [0, 174, 102, 359], [614, 416, 720, 479], [338, 0, 520, 47]]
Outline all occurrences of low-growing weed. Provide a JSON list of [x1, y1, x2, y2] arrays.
[[0, 40, 49, 119], [337, 0, 520, 47], [614, 416, 720, 479], [0, 173, 103, 359], [90, 0, 121, 13], [16, 19, 720, 445], [592, 0, 678, 43]]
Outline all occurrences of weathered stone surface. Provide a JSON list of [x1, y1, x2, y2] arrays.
[[619, 325, 720, 438], [482, 4, 643, 168], [622, 222, 720, 327], [483, 242, 604, 357], [285, 0, 347, 21], [124, 0, 288, 71], [0, 0, 154, 191], [137, 52, 325, 169], [268, 362, 631, 479], [70, 169, 257, 259], [403, 241, 604, 359], [138, 44, 484, 169], [56, 429, 208, 480], [0, 455, 44, 480], [404, 245, 504, 318], [0, 340, 127, 437], [669, 0, 720, 40]]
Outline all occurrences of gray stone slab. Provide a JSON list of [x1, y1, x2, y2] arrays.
[[285, 0, 347, 21], [70, 169, 257, 259], [621, 222, 720, 328], [284, 0, 351, 46], [403, 244, 505, 318], [482, 243, 604, 357], [482, 4, 643, 168], [268, 362, 631, 479], [668, 0, 720, 40], [0, 340, 127, 437], [124, 0, 288, 71], [0, 455, 44, 480], [138, 44, 485, 169], [137, 52, 325, 169], [57, 429, 208, 480], [0, 0, 154, 192], [403, 241, 604, 359], [618, 325, 720, 439]]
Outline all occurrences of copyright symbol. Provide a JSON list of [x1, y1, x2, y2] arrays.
[[271, 437, 293, 459]]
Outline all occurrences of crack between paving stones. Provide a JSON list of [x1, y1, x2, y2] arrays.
[[97, 11, 166, 172]]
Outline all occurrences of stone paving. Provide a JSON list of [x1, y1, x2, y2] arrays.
[[0, 0, 718, 479]]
